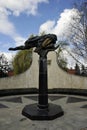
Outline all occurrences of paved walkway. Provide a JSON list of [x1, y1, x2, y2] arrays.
[[0, 94, 87, 130]]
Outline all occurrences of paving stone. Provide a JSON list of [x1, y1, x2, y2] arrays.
[[23, 96, 38, 101], [0, 97, 22, 103], [48, 95, 66, 101], [67, 96, 87, 103], [0, 103, 9, 108], [81, 104, 87, 108]]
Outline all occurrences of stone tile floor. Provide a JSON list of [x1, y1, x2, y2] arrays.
[[0, 94, 87, 130]]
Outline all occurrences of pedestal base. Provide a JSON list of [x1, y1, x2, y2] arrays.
[[22, 103, 64, 120]]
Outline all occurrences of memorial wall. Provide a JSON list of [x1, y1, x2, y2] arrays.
[[0, 52, 87, 89]]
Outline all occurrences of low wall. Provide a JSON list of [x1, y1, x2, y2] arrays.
[[0, 52, 87, 90]]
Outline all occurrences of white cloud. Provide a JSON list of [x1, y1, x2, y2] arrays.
[[39, 8, 81, 41], [0, 0, 49, 16], [0, 7, 17, 37], [39, 8, 83, 67], [0, 9, 23, 47], [14, 36, 26, 46], [0, 0, 49, 45], [0, 0, 49, 61], [39, 20, 55, 34]]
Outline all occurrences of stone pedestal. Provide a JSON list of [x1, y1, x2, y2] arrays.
[[22, 103, 64, 120]]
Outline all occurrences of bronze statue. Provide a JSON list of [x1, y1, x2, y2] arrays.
[[9, 34, 63, 120], [9, 34, 59, 55]]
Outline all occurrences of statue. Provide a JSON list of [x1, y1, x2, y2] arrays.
[[9, 34, 64, 120], [9, 34, 59, 55]]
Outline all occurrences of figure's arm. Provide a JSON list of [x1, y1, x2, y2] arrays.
[[9, 46, 27, 51]]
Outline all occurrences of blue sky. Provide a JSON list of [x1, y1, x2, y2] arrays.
[[0, 0, 82, 60]]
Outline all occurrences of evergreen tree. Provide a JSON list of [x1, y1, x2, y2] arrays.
[[75, 63, 80, 75], [12, 49, 32, 75]]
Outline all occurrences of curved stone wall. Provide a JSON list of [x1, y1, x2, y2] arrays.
[[48, 52, 87, 89], [0, 52, 87, 90]]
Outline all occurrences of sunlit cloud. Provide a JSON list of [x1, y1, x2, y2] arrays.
[[0, 0, 49, 47], [39, 20, 55, 34], [0, 7, 17, 37], [39, 8, 83, 67], [0, 0, 49, 16], [14, 36, 26, 46], [39, 8, 81, 41]]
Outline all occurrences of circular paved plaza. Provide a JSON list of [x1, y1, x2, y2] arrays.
[[0, 93, 87, 130]]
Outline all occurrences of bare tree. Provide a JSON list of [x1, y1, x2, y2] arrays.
[[71, 2, 87, 58], [0, 54, 12, 77], [58, 1, 87, 67]]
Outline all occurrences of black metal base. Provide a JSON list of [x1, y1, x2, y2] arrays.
[[22, 103, 64, 120]]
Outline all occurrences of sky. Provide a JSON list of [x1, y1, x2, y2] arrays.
[[0, 0, 83, 62]]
